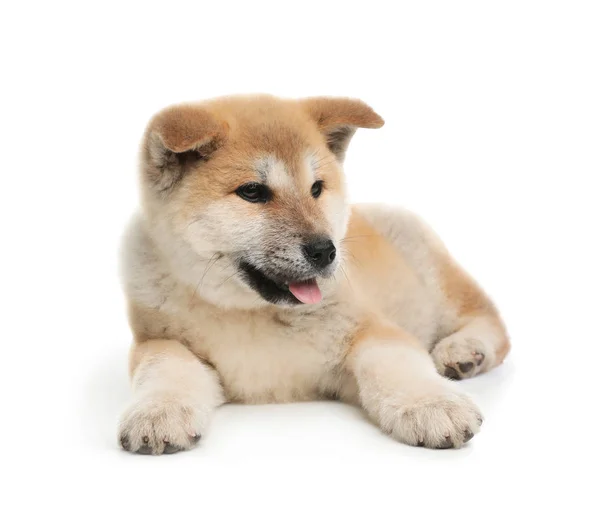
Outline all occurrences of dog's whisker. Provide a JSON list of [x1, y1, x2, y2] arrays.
[[216, 272, 238, 289], [189, 253, 221, 305], [341, 234, 378, 242], [339, 265, 353, 293], [340, 246, 361, 269]]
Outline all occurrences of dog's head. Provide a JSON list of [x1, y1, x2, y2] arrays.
[[139, 95, 383, 308]]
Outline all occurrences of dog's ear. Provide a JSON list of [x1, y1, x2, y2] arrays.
[[300, 97, 384, 161], [143, 104, 228, 192]]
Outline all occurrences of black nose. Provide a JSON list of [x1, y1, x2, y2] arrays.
[[303, 238, 337, 269]]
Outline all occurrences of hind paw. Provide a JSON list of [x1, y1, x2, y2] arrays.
[[432, 337, 488, 380]]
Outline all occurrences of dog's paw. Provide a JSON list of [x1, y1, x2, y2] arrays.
[[118, 393, 206, 455], [380, 386, 483, 449], [431, 336, 489, 380]]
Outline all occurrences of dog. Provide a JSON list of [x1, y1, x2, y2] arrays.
[[118, 95, 510, 454]]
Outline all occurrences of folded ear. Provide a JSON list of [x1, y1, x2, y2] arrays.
[[300, 97, 384, 161], [143, 104, 228, 192]]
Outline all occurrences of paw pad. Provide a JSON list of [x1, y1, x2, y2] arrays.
[[163, 441, 182, 455], [137, 444, 153, 455], [444, 366, 461, 380], [119, 434, 130, 450], [437, 435, 453, 449], [458, 361, 474, 373]]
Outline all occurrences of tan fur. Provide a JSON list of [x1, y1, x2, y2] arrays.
[[118, 94, 510, 454]]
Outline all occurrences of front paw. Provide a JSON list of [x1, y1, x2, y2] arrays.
[[378, 386, 483, 449], [118, 393, 206, 455]]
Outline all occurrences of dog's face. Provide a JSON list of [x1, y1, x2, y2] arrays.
[[140, 96, 383, 309]]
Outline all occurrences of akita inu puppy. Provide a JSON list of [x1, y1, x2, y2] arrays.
[[119, 95, 509, 454]]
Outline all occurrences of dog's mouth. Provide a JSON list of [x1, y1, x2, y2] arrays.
[[239, 261, 322, 305]]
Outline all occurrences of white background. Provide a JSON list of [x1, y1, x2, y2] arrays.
[[2, 1, 599, 517]]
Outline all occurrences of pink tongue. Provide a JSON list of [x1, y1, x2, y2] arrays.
[[288, 279, 322, 304]]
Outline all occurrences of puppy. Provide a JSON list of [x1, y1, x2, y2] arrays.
[[118, 95, 509, 454]]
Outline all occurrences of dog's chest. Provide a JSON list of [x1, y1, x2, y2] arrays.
[[184, 302, 357, 404]]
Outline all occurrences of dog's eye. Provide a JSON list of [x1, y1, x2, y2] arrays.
[[236, 182, 270, 203], [311, 180, 324, 199]]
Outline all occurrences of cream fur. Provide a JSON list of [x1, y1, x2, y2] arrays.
[[118, 95, 509, 454]]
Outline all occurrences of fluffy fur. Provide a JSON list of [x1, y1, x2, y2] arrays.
[[118, 94, 509, 454]]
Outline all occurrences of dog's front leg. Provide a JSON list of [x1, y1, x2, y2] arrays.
[[347, 323, 483, 448], [118, 339, 225, 455]]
